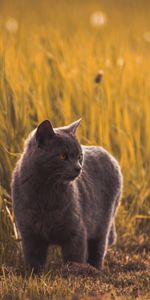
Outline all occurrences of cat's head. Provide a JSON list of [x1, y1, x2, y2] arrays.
[[33, 119, 83, 183]]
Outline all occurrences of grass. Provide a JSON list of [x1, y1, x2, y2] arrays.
[[1, 243, 150, 299], [0, 0, 150, 298]]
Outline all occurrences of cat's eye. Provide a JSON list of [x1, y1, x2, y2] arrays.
[[59, 153, 68, 160]]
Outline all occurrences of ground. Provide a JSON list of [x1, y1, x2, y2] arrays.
[[0, 238, 150, 300]]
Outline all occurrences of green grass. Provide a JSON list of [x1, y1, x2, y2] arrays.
[[0, 0, 150, 298]]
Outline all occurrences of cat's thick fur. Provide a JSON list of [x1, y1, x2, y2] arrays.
[[11, 120, 123, 273]]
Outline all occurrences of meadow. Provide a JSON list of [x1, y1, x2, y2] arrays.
[[0, 0, 150, 299]]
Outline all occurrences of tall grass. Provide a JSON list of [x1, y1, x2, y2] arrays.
[[0, 0, 150, 264]]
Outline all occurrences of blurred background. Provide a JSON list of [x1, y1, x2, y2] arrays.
[[0, 0, 150, 264]]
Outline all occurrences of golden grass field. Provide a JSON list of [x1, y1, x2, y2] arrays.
[[0, 0, 150, 299]]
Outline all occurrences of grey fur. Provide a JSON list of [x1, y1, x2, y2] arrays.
[[11, 119, 123, 273]]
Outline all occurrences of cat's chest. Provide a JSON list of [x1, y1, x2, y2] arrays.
[[27, 204, 75, 242], [28, 205, 66, 227], [19, 184, 81, 242]]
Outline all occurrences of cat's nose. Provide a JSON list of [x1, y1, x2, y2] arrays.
[[74, 162, 82, 173]]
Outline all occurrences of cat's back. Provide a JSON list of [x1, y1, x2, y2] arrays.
[[82, 145, 121, 172], [80, 145, 122, 197]]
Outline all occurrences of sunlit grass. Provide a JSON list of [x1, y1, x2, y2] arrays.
[[0, 0, 150, 268]]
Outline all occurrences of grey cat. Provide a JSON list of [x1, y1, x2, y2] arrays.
[[11, 119, 123, 273]]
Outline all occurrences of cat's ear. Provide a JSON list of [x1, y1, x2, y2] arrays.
[[63, 119, 81, 135], [36, 120, 55, 145]]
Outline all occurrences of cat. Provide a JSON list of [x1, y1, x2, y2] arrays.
[[11, 119, 123, 273]]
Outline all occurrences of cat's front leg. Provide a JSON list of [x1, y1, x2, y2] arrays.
[[21, 232, 48, 274], [87, 230, 109, 270], [61, 228, 87, 264]]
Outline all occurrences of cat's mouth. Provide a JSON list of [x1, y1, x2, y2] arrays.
[[65, 170, 81, 182]]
